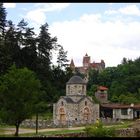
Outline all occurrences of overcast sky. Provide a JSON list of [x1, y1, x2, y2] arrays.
[[4, 3, 140, 67]]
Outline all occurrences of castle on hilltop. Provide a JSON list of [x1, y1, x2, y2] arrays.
[[69, 53, 105, 81]]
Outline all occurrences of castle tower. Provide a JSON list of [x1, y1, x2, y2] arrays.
[[101, 59, 105, 69], [83, 53, 90, 68], [70, 59, 75, 71]]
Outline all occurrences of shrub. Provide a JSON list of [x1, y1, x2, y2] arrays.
[[84, 120, 116, 137]]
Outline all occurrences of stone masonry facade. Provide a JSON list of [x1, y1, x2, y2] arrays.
[[53, 75, 99, 126]]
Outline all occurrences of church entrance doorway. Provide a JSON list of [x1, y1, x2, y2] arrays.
[[59, 107, 66, 124]]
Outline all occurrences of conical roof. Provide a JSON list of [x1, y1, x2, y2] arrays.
[[67, 75, 86, 84]]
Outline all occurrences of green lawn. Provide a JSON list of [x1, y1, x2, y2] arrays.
[[19, 129, 84, 137]]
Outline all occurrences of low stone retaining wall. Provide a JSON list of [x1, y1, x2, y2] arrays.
[[53, 128, 140, 137], [20, 120, 54, 129], [116, 128, 140, 137], [50, 132, 87, 137], [101, 117, 121, 125]]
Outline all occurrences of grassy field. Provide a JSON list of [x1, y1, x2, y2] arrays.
[[20, 129, 84, 137]]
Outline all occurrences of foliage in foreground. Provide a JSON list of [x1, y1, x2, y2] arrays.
[[84, 120, 116, 137], [0, 65, 42, 136]]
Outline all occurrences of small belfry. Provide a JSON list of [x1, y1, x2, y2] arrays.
[[53, 75, 99, 126]]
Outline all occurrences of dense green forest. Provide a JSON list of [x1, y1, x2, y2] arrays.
[[87, 57, 140, 104]]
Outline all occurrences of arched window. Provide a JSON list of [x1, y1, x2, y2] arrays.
[[59, 108, 65, 114], [82, 85, 84, 93], [83, 107, 90, 121], [68, 85, 70, 94], [85, 101, 87, 106]]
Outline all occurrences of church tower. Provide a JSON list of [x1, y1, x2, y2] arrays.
[[66, 76, 86, 96]]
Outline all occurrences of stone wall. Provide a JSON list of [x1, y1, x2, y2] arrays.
[[116, 128, 140, 137], [20, 119, 54, 129], [66, 84, 86, 96], [101, 117, 121, 124], [33, 128, 140, 137]]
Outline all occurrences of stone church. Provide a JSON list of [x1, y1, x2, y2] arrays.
[[53, 75, 99, 126]]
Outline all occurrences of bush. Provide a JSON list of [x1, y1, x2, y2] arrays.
[[84, 120, 116, 137]]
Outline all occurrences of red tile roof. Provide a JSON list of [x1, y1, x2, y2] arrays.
[[98, 86, 108, 90]]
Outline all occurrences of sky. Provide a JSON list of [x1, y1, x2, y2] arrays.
[[3, 3, 140, 67]]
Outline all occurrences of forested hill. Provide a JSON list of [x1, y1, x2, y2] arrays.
[[0, 3, 73, 104], [87, 57, 140, 104]]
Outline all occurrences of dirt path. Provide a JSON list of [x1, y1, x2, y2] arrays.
[[1, 126, 85, 135]]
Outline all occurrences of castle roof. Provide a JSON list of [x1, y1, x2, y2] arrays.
[[70, 59, 75, 67], [67, 75, 87, 84]]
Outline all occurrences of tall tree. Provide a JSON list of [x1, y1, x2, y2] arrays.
[[37, 23, 57, 70], [0, 3, 7, 39], [16, 19, 28, 47], [0, 65, 41, 136], [4, 20, 21, 67], [20, 26, 37, 71], [36, 23, 57, 89], [121, 57, 128, 64], [57, 45, 69, 68]]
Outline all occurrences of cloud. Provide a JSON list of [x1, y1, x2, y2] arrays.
[[35, 3, 70, 12], [26, 9, 46, 25], [119, 5, 140, 16], [105, 4, 140, 16], [105, 9, 118, 15], [3, 3, 16, 8], [49, 13, 140, 67], [25, 3, 70, 25]]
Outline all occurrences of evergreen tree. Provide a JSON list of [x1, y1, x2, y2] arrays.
[[20, 27, 37, 71], [4, 20, 21, 67], [16, 19, 28, 47], [0, 3, 7, 39], [57, 45, 69, 68], [37, 23, 57, 70]]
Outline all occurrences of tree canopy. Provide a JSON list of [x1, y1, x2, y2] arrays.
[[87, 57, 140, 104], [0, 65, 42, 136], [0, 3, 73, 104]]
